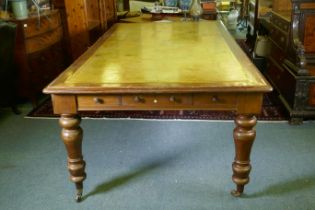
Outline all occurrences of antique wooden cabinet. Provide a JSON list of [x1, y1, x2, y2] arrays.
[[264, 0, 315, 123], [12, 10, 68, 105], [52, 0, 117, 61]]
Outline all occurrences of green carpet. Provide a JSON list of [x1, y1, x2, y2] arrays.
[[1, 108, 315, 210]]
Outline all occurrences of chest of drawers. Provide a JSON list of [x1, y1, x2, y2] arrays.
[[13, 10, 68, 105]]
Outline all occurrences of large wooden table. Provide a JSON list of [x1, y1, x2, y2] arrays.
[[43, 21, 272, 201]]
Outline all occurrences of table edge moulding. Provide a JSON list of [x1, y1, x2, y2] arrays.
[[43, 20, 272, 202]]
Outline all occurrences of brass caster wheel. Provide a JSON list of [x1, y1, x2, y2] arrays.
[[75, 188, 83, 202], [231, 189, 242, 197], [75, 194, 82, 202]]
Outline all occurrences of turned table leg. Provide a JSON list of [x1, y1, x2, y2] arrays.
[[59, 114, 86, 202], [231, 114, 257, 197]]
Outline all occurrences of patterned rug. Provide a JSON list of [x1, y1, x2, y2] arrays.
[[26, 93, 288, 121]]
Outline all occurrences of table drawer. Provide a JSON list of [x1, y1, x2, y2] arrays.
[[122, 94, 192, 107], [193, 93, 237, 108], [78, 95, 120, 109]]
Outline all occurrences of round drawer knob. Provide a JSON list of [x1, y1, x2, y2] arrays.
[[94, 97, 104, 104], [211, 96, 219, 102], [134, 96, 144, 103], [169, 96, 180, 103], [153, 99, 158, 104]]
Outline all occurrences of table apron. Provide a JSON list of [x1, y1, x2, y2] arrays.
[[51, 93, 264, 114]]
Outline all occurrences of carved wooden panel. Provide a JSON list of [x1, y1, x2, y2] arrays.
[[304, 15, 315, 53], [308, 65, 315, 76], [308, 84, 315, 106]]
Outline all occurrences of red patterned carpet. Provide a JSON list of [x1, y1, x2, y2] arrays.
[[26, 93, 288, 121]]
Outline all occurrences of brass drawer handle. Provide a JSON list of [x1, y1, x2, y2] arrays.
[[94, 97, 104, 104], [134, 96, 145, 103]]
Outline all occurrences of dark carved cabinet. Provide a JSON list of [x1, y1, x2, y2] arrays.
[[263, 0, 315, 123]]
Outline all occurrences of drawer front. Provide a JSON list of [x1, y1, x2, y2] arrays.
[[122, 94, 192, 107], [77, 93, 239, 110], [25, 26, 63, 54], [78, 95, 120, 109], [23, 10, 61, 38], [267, 59, 296, 106], [266, 58, 283, 88], [270, 13, 290, 33], [278, 66, 296, 106], [269, 42, 286, 63], [193, 93, 237, 108], [269, 27, 287, 50]]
